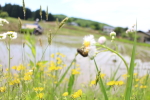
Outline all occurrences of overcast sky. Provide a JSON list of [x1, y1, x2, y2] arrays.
[[1, 0, 150, 32]]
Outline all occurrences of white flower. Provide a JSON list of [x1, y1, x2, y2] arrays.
[[0, 33, 7, 39], [88, 46, 97, 60], [0, 18, 9, 26], [83, 35, 96, 47], [5, 31, 17, 39], [98, 36, 106, 44]]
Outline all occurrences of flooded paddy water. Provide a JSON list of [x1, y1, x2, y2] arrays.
[[0, 34, 150, 85]]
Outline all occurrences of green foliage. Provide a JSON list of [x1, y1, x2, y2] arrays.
[[68, 74, 75, 95], [21, 28, 34, 34], [54, 14, 67, 21], [114, 27, 128, 36], [0, 11, 9, 18]]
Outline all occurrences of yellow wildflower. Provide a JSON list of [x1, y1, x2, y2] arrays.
[[6, 68, 8, 71], [140, 85, 147, 89], [14, 78, 20, 84], [134, 73, 138, 76], [24, 75, 31, 81], [90, 80, 96, 86], [16, 64, 25, 71], [134, 84, 138, 87], [100, 73, 106, 79], [122, 74, 130, 79], [25, 71, 33, 76], [107, 81, 115, 86], [135, 79, 139, 82], [39, 87, 44, 91], [51, 54, 55, 58], [72, 69, 80, 75], [0, 87, 6, 92], [9, 81, 15, 85], [115, 81, 124, 85], [56, 52, 60, 55], [71, 89, 82, 98], [63, 64, 67, 67], [37, 93, 44, 98], [34, 87, 39, 91], [11, 66, 17, 70], [62, 92, 68, 96]]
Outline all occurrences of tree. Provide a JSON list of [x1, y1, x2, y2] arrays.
[[114, 27, 128, 36]]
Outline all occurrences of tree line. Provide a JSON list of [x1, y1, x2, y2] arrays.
[[0, 3, 55, 21]]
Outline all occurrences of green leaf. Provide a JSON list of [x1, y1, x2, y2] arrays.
[[67, 74, 75, 95]]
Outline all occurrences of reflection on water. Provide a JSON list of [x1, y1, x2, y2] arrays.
[[0, 35, 150, 84]]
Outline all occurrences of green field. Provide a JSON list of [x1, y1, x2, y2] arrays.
[[0, 17, 150, 100]]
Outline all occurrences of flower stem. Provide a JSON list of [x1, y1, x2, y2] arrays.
[[94, 59, 108, 100], [96, 44, 129, 71]]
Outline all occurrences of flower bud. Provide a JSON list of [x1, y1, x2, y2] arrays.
[[98, 36, 106, 44], [110, 31, 116, 37], [110, 31, 116, 41]]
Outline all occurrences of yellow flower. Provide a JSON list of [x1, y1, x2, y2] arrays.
[[24, 75, 31, 81], [51, 54, 55, 58], [9, 81, 15, 85], [72, 69, 80, 75], [25, 71, 33, 76], [134, 73, 138, 76], [134, 84, 138, 87], [62, 92, 68, 96], [14, 78, 20, 84], [100, 73, 106, 79], [16, 64, 25, 71], [12, 66, 17, 70], [6, 68, 8, 71], [37, 93, 44, 98], [90, 80, 96, 86], [77, 89, 82, 96], [122, 74, 130, 79], [63, 64, 67, 67], [140, 85, 147, 89], [135, 79, 139, 82], [0, 87, 6, 92], [38, 87, 44, 91], [107, 81, 115, 86], [115, 81, 124, 86], [71, 89, 82, 98], [33, 87, 39, 91]]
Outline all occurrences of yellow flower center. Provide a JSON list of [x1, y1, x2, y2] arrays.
[[83, 41, 90, 47]]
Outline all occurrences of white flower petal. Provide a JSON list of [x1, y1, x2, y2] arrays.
[[88, 46, 97, 60]]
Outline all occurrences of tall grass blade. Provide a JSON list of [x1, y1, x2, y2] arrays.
[[67, 74, 75, 95], [94, 59, 108, 100], [125, 22, 137, 100]]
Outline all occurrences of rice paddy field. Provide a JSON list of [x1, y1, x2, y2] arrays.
[[0, 16, 150, 100]]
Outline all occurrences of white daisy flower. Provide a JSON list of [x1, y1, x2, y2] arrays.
[[0, 33, 7, 39], [87, 46, 97, 60], [0, 18, 9, 26], [83, 35, 96, 47], [5, 31, 17, 39], [81, 35, 97, 59], [98, 36, 106, 44]]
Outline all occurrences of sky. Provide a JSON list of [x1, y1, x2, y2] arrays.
[[0, 0, 150, 32]]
